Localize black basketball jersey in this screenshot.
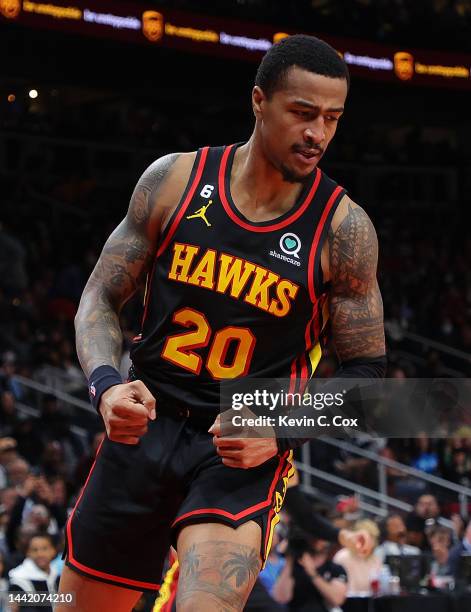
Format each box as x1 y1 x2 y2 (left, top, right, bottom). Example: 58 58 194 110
130 143 346 413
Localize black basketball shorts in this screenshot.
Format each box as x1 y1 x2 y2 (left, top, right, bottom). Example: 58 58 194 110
64 412 294 592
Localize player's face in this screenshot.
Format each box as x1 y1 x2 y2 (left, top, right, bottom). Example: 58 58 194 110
254 67 347 183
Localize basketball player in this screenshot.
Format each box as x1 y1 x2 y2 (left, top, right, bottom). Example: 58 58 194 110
58 35 386 611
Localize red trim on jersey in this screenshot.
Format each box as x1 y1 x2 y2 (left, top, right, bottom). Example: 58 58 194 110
219 145 321 233
302 300 319 379
288 358 298 395
299 353 308 383
139 147 209 330
172 452 288 527
297 306 316 395
67 555 160 591
66 439 161 591
140 259 158 330
307 185 344 303
263 506 276 556
157 147 209 258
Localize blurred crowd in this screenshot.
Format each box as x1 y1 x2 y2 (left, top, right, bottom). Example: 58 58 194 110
306 430 471 504
250 492 471 611
170 0 471 53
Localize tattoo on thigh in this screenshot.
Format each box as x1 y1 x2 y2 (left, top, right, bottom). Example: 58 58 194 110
181 544 200 578
177 540 261 611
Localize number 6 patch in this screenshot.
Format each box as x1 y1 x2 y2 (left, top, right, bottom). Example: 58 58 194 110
200 184 215 198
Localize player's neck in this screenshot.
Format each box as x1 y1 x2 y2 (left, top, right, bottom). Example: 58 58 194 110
230 136 304 216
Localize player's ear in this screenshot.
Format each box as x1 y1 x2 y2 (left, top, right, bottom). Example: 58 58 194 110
252 86 265 119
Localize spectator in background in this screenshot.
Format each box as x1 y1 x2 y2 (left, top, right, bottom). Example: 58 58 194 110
6 472 65 562
449 518 471 578
428 526 453 577
0 550 8 611
0 488 19 517
40 442 68 480
0 353 24 402
0 505 8 560
376 514 421 561
273 529 347 612
12 416 44 467
48 477 67 513
39 396 83 471
258 523 287 601
377 444 409 496
8 533 59 612
333 519 382 597
0 552 10 612
0 491 16 559
6 459 30 491
0 437 18 488
406 493 444 549
411 433 439 475
450 513 466 541
247 551 288 609
442 446 471 487
49 531 65 580
0 391 19 436
5 524 38 573
23 505 56 536
334 435 386 488
39 396 63 437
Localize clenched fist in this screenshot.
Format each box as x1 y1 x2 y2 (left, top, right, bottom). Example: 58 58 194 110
99 380 156 445
208 410 279 469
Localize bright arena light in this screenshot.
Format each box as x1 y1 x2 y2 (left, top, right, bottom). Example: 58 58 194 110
29 89 39 99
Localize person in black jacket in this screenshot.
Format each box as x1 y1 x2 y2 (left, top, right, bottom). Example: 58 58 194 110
272 529 347 612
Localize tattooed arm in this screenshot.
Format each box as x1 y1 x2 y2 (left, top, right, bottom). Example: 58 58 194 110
75 152 193 376
326 195 386 363
275 197 385 454
75 152 195 441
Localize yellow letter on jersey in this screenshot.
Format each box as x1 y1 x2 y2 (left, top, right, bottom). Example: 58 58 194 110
216 254 256 298
168 243 199 283
187 249 217 290
269 279 299 317
244 267 280 311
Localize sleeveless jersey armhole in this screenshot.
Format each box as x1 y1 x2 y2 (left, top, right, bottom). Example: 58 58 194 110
156 146 209 258
308 186 347 303
138 147 209 330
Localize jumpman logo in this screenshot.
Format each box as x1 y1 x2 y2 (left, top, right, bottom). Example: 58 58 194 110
186 199 213 227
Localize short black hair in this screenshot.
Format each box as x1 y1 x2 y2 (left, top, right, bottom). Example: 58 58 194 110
27 532 56 550
255 34 350 98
